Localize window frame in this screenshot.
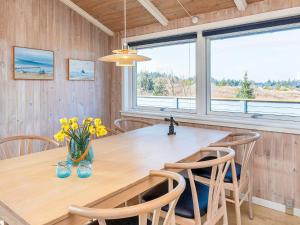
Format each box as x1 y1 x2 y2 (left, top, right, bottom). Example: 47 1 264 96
122 10 300 132
130 38 198 114
205 24 300 122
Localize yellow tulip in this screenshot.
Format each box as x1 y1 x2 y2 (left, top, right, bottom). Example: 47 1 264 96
69 117 78 124
96 127 107 137
61 124 70 132
83 119 88 125
59 118 68 125
54 130 65 142
94 118 102 126
83 117 93 125
100 129 107 136
71 122 79 130
89 126 96 135
95 123 103 129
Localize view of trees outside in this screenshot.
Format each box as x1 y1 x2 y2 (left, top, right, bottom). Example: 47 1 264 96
135 28 300 115
211 28 300 102
137 72 196 97
136 42 196 99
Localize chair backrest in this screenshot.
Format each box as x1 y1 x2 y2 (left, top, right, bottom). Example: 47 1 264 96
165 147 235 225
114 118 153 133
69 170 185 225
209 132 260 185
0 135 59 160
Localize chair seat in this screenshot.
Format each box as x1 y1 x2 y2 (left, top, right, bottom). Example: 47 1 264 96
88 217 152 225
192 156 242 183
143 178 209 219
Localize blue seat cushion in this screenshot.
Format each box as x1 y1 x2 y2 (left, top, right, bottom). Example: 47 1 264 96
192 156 241 183
88 217 151 225
143 178 209 219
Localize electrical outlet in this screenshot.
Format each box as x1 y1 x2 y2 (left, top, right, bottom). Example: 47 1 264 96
285 199 294 215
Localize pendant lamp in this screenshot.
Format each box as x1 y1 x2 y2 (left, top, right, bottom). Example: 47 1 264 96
99 0 151 67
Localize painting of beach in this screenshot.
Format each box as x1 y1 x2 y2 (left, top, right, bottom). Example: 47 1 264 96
14 47 54 80
68 59 95 81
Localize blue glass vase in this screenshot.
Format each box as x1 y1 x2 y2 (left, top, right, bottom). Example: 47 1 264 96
56 161 72 178
67 138 94 165
77 160 92 178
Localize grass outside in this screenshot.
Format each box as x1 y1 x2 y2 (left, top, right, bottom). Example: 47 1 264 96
212 86 300 102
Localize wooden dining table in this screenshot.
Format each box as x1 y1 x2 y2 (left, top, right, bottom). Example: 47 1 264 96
0 124 230 225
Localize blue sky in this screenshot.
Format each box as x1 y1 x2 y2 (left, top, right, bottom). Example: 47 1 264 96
211 28 300 82
137 42 196 78
137 28 300 82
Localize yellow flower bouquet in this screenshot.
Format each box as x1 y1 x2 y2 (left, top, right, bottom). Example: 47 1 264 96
54 117 107 164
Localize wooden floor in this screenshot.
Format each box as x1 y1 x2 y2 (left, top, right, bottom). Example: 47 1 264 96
221 203 300 225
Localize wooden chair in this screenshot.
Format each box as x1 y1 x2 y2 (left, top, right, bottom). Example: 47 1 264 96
193 132 260 225
69 170 186 225
114 118 153 133
0 135 59 160
143 147 235 225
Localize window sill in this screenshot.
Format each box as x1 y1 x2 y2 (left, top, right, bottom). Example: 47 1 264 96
121 109 300 135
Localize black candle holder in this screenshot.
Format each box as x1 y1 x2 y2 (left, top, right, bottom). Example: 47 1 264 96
165 116 178 135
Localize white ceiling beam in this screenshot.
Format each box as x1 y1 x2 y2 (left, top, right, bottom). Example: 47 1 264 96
137 0 169 26
234 0 248 11
59 0 114 36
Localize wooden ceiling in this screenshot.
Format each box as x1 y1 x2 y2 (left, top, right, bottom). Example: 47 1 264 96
71 0 262 32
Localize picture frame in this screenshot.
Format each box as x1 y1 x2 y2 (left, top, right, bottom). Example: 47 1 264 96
13 46 54 80
68 59 95 81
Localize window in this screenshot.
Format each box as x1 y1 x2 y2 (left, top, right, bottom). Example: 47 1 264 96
124 16 300 130
131 35 196 112
207 26 300 118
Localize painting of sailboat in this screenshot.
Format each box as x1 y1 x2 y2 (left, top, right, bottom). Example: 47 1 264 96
14 47 54 80
68 59 95 81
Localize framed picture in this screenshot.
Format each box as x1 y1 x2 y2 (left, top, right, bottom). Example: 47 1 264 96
68 59 95 81
13 46 54 80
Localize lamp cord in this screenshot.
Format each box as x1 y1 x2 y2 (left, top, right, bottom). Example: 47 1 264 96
123 0 127 48
176 0 192 18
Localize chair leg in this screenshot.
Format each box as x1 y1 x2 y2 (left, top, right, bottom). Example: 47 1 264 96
248 179 254 220
248 156 254 220
222 190 228 225
230 159 241 225
233 189 242 225
223 214 228 225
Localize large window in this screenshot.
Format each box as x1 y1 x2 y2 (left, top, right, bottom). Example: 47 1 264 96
125 16 300 128
133 37 196 112
208 27 300 117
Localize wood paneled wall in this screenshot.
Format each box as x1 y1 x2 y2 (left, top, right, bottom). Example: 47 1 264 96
110 0 300 208
0 0 111 139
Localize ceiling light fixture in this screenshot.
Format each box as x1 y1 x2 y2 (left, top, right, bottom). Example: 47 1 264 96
99 0 151 67
176 0 199 24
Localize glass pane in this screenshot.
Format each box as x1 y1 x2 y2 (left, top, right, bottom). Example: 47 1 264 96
136 41 196 111
210 27 300 117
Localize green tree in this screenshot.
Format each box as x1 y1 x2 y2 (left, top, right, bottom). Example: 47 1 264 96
181 78 193 96
153 77 168 96
217 78 228 86
236 72 255 99
166 74 178 96
137 72 154 93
